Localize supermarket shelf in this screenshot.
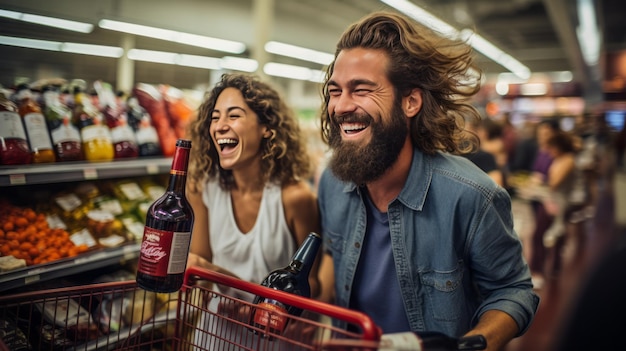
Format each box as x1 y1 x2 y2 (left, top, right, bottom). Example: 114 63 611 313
0 243 140 293
0 157 173 186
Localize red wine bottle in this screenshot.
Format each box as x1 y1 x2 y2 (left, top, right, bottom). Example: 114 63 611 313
251 232 322 337
136 139 194 292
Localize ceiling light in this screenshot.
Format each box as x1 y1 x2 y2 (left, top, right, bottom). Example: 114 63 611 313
263 62 325 83
99 19 246 54
380 0 531 79
61 42 123 58
127 49 258 72
264 41 334 65
220 56 258 72
576 0 601 65
520 83 548 96
0 35 122 58
0 9 93 33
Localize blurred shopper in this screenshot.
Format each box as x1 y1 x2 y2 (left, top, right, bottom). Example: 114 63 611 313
317 11 539 351
185 73 321 349
464 117 505 187
543 132 588 272
526 119 560 289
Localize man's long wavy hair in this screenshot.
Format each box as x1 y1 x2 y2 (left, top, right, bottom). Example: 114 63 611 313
320 11 481 155
187 73 311 192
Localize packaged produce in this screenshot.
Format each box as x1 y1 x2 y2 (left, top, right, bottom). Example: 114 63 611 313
160 85 195 139
0 314 32 351
41 85 83 162
15 83 56 163
132 83 177 156
0 90 32 165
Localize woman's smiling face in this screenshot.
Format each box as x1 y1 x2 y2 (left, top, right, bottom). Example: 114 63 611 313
209 87 268 171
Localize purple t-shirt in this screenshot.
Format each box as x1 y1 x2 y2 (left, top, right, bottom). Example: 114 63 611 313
532 150 553 182
349 194 411 333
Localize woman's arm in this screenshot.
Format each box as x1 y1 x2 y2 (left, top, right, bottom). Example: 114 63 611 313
548 154 575 190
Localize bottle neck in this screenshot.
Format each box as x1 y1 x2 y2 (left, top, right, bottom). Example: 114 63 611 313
290 233 321 276
168 143 191 194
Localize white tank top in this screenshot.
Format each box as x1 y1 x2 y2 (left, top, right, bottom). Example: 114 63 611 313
202 178 295 301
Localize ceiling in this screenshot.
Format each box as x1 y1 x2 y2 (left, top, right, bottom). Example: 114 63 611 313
0 0 624 102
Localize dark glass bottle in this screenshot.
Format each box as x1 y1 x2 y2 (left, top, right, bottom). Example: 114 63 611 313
251 232 322 337
136 139 194 293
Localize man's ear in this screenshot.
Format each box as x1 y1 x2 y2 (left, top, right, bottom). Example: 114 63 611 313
403 88 423 118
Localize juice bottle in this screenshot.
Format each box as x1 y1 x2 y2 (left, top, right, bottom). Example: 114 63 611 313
0 91 32 165
72 86 114 162
94 81 138 159
42 85 83 162
15 84 56 163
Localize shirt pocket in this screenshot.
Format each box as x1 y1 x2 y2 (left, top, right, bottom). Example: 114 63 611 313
323 229 345 257
420 263 464 322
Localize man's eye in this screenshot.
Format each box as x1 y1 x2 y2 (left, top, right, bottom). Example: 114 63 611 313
229 114 241 118
328 89 341 96
354 89 370 95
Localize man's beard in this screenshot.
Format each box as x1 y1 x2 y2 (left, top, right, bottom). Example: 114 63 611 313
327 103 408 185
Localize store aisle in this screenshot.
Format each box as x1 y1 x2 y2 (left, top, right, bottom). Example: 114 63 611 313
505 170 624 351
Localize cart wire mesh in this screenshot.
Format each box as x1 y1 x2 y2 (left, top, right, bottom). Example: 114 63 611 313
0 266 381 350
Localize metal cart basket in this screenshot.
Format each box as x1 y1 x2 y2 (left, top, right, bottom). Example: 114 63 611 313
0 266 381 350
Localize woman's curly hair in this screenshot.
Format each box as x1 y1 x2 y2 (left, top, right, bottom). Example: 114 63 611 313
187 73 311 192
320 11 482 155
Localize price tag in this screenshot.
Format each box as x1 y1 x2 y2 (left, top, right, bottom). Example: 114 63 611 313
146 163 159 174
24 275 41 284
9 174 26 185
83 168 98 179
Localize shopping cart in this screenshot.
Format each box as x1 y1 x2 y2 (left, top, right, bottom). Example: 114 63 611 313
0 266 381 351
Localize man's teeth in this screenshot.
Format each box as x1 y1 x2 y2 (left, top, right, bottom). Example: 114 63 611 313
342 123 367 132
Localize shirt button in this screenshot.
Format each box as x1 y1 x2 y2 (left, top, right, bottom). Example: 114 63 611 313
354 242 360 248
446 281 453 287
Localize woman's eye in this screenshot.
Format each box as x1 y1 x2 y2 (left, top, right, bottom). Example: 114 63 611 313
210 115 219 122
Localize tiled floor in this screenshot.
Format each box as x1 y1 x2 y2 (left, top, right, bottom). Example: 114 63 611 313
505 170 625 351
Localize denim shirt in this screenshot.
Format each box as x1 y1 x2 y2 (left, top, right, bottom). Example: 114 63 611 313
318 148 539 337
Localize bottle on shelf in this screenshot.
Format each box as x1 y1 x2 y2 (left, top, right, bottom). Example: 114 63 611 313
42 85 83 162
126 96 162 157
72 84 114 162
136 139 194 293
250 232 322 338
15 83 56 163
0 90 32 165
94 81 139 159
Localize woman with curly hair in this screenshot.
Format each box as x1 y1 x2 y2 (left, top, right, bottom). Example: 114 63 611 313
186 73 321 349
317 11 538 350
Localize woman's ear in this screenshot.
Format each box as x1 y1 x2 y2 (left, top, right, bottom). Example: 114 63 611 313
403 88 423 118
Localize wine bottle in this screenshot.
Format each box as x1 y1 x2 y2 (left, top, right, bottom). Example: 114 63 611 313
0 91 32 165
250 232 322 337
136 139 194 293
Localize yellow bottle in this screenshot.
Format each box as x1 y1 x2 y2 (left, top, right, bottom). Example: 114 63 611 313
72 87 114 162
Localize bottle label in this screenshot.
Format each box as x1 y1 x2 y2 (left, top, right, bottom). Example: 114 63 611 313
110 125 137 144
379 332 424 351
23 112 53 150
135 125 159 145
0 111 27 139
253 301 288 332
81 125 112 142
51 123 81 144
138 226 191 277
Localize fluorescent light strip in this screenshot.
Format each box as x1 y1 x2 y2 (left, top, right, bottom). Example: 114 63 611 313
265 41 334 65
381 0 531 79
99 19 246 54
0 35 123 57
0 9 93 33
127 48 258 72
263 62 325 83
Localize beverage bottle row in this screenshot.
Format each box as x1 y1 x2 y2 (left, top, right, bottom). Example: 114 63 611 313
0 81 163 166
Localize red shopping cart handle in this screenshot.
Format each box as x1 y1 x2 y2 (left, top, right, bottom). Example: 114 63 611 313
184 265 381 341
